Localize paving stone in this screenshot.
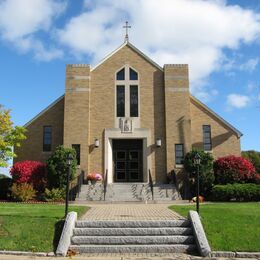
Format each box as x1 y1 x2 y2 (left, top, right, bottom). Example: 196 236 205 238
80 204 183 220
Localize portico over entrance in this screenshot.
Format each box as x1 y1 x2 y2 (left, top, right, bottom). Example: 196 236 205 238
104 128 151 184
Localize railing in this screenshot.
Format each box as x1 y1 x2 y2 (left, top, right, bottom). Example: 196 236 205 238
148 169 154 200
103 169 108 201
69 170 85 201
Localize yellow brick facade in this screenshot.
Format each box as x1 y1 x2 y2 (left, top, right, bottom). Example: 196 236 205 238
15 42 241 186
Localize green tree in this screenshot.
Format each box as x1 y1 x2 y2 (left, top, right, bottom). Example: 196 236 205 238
46 146 77 189
184 149 214 198
242 150 260 173
0 105 26 167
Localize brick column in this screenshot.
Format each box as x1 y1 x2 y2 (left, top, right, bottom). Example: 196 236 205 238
64 64 90 173
164 64 192 174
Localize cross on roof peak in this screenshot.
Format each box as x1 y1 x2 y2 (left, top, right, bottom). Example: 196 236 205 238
123 21 131 42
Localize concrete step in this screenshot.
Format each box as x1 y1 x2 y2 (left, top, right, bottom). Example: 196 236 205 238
75 220 190 228
73 227 193 236
71 235 194 245
70 244 197 254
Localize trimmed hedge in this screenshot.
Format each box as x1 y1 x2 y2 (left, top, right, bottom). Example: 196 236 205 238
212 183 260 201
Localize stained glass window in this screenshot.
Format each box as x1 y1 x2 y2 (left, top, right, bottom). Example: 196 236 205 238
130 68 138 80
130 85 138 117
117 85 125 117
116 68 125 80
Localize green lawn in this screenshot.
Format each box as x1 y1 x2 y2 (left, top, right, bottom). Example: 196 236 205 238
0 203 88 252
169 202 260 252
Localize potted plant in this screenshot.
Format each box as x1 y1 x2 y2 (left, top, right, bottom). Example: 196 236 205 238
87 172 103 185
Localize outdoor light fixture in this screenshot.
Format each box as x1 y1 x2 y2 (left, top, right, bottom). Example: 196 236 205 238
65 153 73 217
193 152 201 214
95 139 100 148
156 138 162 147
66 153 73 165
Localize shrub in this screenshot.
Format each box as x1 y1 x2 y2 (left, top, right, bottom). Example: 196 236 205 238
184 149 214 198
11 183 36 202
213 156 256 184
43 188 65 202
212 184 260 201
10 161 47 192
46 146 77 189
242 150 260 173
0 175 12 200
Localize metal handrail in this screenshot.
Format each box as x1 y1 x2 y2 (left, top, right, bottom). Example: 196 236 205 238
148 169 154 200
69 170 84 201
103 169 108 201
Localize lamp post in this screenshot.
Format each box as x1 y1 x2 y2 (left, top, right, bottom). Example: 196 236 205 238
194 152 201 214
65 153 73 217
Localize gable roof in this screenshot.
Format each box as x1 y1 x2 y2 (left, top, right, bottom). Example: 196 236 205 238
24 95 64 128
91 41 163 72
191 95 243 137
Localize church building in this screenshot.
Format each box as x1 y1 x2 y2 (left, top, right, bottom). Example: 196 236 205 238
15 36 242 189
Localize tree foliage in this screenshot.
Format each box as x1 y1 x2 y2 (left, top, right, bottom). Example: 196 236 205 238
184 149 214 198
0 105 26 167
46 146 77 189
242 150 260 173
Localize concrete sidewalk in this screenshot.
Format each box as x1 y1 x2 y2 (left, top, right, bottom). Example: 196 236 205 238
0 253 256 260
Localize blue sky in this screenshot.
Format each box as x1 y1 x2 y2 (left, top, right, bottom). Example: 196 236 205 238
0 0 260 174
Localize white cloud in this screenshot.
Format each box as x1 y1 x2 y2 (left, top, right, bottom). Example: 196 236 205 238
227 94 250 108
223 57 259 75
0 0 260 96
0 0 66 60
56 0 260 99
239 58 259 72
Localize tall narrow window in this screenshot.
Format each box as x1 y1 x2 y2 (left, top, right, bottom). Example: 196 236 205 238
116 85 125 117
175 144 184 165
43 126 52 152
203 125 212 151
72 144 80 165
130 68 138 80
130 85 138 117
116 68 125 80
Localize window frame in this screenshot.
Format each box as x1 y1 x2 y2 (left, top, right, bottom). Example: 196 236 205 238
72 144 81 166
203 125 212 151
43 125 52 152
175 144 184 165
115 65 140 118
116 85 125 117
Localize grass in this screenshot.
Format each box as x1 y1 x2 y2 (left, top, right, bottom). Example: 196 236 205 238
169 202 260 252
0 203 88 252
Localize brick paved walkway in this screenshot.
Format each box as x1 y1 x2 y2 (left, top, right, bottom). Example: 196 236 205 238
81 204 184 220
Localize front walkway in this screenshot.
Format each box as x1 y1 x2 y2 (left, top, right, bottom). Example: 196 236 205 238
81 203 184 220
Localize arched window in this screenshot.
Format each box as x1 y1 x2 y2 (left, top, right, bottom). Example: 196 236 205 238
130 68 138 80
116 68 125 80
115 66 139 118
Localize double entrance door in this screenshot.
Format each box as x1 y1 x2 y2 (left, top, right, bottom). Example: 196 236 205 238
113 139 143 182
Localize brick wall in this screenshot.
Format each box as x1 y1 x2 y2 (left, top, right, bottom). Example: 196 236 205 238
190 97 241 158
14 97 64 163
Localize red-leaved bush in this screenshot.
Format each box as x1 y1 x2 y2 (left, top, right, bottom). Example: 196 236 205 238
213 156 257 184
10 161 47 192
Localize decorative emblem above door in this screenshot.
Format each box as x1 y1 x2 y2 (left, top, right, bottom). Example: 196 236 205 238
119 118 132 133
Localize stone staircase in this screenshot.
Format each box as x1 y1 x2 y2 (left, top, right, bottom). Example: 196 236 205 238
76 183 180 202
69 220 197 254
